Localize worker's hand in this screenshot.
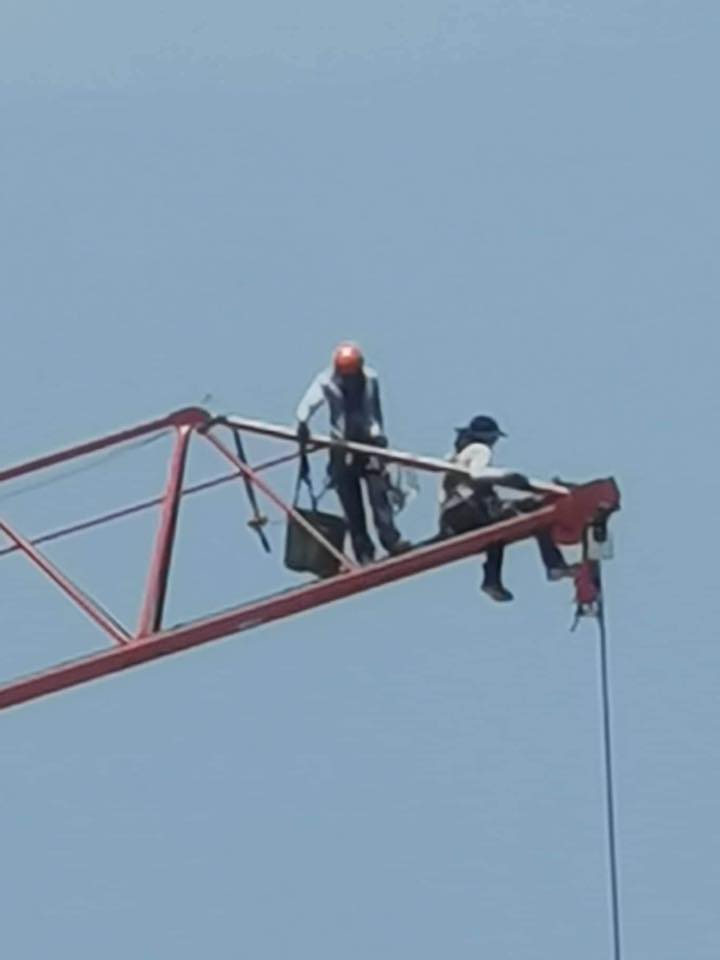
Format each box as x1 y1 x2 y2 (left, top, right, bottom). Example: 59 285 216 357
372 434 388 448
297 421 311 446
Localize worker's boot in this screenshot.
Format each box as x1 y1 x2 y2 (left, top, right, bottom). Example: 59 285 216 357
481 563 514 602
352 535 376 566
481 550 513 602
546 563 580 582
537 534 577 582
481 580 514 602
386 538 412 557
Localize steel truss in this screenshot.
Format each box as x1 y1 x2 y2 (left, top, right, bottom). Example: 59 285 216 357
0 407 620 711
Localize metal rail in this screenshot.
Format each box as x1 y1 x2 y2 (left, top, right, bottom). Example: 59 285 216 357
0 406 620 712
0 480 619 711
220 415 570 496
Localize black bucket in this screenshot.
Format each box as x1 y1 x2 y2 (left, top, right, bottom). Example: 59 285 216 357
285 507 347 578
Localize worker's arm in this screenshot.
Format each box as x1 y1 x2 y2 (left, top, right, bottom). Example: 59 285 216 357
296 372 327 427
461 443 535 491
462 443 493 478
366 371 386 443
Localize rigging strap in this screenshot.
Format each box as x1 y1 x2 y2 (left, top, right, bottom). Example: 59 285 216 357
232 430 271 553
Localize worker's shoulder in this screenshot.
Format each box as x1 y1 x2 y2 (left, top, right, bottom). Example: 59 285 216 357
463 441 492 456
312 367 335 386
456 442 493 469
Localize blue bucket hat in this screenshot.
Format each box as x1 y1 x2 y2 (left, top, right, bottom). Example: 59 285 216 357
456 415 507 441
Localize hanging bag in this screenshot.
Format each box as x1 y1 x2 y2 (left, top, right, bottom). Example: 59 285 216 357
284 448 347 578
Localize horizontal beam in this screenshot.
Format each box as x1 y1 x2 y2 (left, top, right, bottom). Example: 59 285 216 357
220 415 569 496
0 402 566 496
0 407 210 486
0 479 619 713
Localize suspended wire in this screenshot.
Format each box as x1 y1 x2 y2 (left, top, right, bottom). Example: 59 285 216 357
0 446 303 559
595 567 623 960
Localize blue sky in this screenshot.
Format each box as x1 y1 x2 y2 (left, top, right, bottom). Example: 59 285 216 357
0 2 718 957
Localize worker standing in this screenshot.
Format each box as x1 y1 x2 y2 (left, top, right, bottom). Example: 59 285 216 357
296 343 410 564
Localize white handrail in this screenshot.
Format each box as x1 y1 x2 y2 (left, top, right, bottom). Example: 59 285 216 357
218 415 570 497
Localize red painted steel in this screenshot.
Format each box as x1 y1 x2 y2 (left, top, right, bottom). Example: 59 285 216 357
0 519 130 646
205 430 357 573
0 406 620 713
552 480 619 545
136 426 193 637
0 407 209 486
0 478 619 712
220 416 571 497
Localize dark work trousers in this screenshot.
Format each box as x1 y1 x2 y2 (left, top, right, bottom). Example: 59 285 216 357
439 491 566 587
331 451 401 562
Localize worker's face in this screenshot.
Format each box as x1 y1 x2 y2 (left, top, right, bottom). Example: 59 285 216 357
338 369 364 386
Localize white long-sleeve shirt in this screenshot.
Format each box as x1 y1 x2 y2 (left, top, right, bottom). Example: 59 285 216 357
440 442 494 503
440 442 537 507
296 367 385 442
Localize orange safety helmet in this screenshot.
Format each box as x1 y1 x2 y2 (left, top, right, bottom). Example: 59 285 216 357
332 342 364 376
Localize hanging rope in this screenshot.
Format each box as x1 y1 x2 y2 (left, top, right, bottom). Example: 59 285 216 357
595 565 623 960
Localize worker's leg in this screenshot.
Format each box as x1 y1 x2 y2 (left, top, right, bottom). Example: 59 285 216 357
481 544 514 602
535 531 573 579
439 496 484 538
333 461 375 563
440 493 513 600
364 467 408 555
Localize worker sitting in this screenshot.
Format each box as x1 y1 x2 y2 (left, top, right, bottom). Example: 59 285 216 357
296 342 410 565
439 415 574 602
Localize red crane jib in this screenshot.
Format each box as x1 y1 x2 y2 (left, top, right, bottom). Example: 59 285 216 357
0 408 620 712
